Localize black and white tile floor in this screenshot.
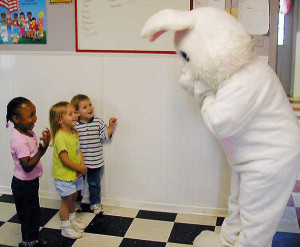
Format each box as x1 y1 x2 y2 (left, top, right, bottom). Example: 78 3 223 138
0 193 299 247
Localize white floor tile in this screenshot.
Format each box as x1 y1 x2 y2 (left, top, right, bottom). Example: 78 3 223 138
277 207 300 233
72 233 123 247
0 202 16 221
43 212 61 230
292 192 300 207
40 197 60 209
214 226 221 234
103 205 138 218
175 213 217 226
125 218 174 242
44 211 95 230
0 222 22 246
166 243 192 247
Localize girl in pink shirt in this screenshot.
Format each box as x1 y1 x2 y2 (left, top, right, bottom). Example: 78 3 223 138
6 97 51 247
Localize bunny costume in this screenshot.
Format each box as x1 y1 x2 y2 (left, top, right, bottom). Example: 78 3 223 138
141 7 300 247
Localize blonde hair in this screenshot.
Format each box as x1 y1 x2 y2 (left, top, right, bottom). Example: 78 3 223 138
38 11 44 18
49 101 75 144
71 94 90 111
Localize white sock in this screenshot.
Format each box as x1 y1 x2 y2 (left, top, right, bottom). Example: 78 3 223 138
61 219 71 228
69 212 76 222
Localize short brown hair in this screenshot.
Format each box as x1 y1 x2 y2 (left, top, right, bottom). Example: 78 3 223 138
71 94 90 111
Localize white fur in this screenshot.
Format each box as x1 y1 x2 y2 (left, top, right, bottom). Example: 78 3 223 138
142 7 300 247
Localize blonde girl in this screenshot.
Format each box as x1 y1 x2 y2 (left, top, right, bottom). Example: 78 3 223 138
49 101 87 239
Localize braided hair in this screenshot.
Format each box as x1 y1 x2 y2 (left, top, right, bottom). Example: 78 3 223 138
6 97 30 128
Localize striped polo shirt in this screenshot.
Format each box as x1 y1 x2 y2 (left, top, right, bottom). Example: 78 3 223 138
75 117 108 168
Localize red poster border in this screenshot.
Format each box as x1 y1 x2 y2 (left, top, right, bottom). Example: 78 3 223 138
75 0 193 54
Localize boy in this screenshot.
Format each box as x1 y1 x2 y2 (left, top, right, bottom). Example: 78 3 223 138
71 94 117 214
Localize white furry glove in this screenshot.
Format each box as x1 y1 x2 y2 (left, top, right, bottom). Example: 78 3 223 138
179 65 214 105
193 80 214 106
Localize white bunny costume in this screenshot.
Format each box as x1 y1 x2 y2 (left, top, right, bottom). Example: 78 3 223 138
142 7 300 247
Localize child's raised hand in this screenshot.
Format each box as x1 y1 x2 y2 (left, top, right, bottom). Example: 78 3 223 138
39 128 51 154
107 117 117 138
109 117 117 126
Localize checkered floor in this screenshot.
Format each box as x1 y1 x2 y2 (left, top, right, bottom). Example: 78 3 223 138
0 192 299 247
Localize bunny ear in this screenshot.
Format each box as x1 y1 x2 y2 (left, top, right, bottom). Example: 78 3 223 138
141 9 195 42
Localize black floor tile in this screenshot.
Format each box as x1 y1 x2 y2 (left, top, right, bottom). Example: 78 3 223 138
216 217 225 226
0 194 14 203
40 207 59 227
120 238 166 247
168 223 215 245
39 227 76 247
0 245 15 247
136 210 177 222
272 232 300 247
7 214 19 224
80 203 93 213
84 214 134 237
8 207 59 226
0 221 4 227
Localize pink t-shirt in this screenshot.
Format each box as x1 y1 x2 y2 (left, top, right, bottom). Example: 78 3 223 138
10 128 43 181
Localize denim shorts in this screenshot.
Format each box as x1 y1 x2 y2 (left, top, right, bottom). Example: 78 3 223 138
54 177 84 197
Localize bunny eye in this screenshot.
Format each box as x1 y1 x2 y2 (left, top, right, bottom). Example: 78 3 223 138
180 50 190 62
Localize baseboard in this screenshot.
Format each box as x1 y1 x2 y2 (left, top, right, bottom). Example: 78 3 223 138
0 186 228 216
102 197 228 216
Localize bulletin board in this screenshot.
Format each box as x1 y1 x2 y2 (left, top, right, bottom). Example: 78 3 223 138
75 0 193 54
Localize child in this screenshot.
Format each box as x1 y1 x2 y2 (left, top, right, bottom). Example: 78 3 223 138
49 101 87 239
26 12 32 37
36 11 44 39
19 12 27 37
6 97 51 247
6 12 12 36
0 12 7 36
71 94 117 214
12 13 19 43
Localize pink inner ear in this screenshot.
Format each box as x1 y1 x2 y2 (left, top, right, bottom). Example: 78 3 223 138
150 30 166 42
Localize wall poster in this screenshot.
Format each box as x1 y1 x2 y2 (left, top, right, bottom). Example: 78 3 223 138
0 0 46 44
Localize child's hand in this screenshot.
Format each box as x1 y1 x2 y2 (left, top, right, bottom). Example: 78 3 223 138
76 172 83 178
79 165 87 175
109 117 117 127
39 128 51 154
107 117 117 138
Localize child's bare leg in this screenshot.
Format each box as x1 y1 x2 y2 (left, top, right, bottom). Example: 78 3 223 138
60 194 73 221
60 193 83 239
69 191 87 230
68 192 77 214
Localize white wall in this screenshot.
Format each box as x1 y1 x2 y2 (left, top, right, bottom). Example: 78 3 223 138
293 4 300 97
0 52 230 215
294 32 300 97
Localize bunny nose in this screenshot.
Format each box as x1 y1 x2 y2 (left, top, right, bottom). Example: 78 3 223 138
181 67 187 75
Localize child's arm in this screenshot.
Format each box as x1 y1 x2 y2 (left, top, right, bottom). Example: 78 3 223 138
19 128 51 173
107 117 117 138
77 152 86 178
59 151 86 175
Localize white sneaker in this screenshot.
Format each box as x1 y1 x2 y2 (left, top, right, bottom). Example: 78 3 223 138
90 203 104 214
61 226 83 239
71 219 87 230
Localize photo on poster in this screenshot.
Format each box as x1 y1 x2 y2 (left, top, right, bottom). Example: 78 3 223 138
0 0 46 44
